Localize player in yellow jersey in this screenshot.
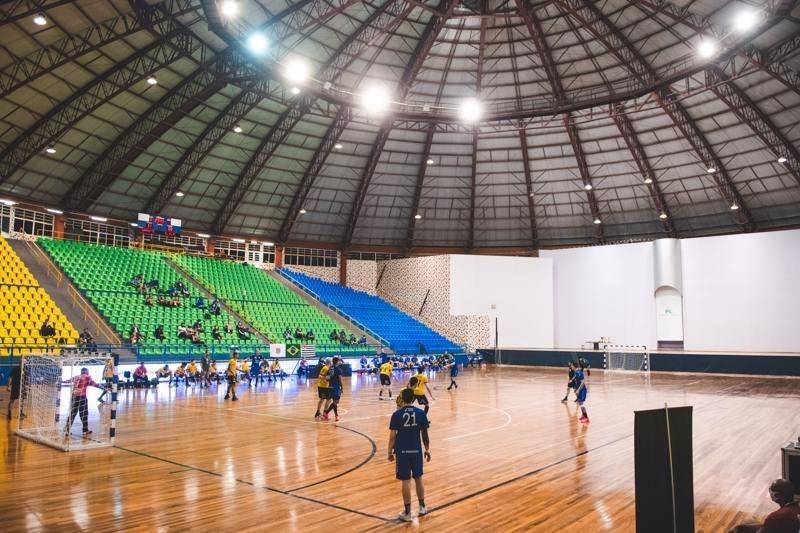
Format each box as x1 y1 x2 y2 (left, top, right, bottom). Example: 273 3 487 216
412 367 434 414
224 351 239 401
186 360 199 386
379 360 394 400
314 358 332 419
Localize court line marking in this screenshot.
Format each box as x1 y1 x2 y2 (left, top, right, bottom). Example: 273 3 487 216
113 444 391 523
441 399 513 442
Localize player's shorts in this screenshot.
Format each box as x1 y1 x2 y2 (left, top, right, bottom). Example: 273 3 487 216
317 387 332 400
226 375 236 385
395 450 424 480
414 394 428 406
330 387 341 401
576 388 587 403
380 374 391 386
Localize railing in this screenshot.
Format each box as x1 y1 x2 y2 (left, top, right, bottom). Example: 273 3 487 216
276 269 390 349
22 235 63 287
67 284 122 344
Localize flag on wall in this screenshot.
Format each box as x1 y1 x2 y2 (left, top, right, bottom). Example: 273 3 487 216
300 345 316 358
286 344 301 357
269 344 286 358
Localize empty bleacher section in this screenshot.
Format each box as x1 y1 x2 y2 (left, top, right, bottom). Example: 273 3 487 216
174 255 371 355
0 236 78 355
279 268 461 355
39 239 255 358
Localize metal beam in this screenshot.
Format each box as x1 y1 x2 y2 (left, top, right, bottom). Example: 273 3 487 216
0 0 199 99
564 113 604 242
707 67 800 189
64 60 226 211
0 11 207 185
211 95 315 234
612 106 676 235
514 0 564 102
404 125 435 251
518 127 539 249
0 0 77 27
342 0 460 247
467 130 479 249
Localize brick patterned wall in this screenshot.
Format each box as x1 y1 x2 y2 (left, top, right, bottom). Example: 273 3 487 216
377 255 491 351
346 260 377 294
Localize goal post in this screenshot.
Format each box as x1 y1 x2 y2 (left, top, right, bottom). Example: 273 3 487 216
603 344 650 373
15 352 119 451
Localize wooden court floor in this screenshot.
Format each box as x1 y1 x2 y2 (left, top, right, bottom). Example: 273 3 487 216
1 365 797 532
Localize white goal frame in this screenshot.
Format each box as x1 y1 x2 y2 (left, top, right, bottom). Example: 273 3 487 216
603 344 650 373
15 352 119 451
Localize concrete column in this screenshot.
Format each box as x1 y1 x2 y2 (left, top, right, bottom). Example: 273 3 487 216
653 238 684 347
53 215 65 239
339 252 347 286
275 245 283 268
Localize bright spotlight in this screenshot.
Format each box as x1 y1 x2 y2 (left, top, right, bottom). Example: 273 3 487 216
284 58 310 86
248 33 268 55
220 0 239 18
707 165 716 174
299 208 307 214
777 156 788 163
414 213 422 220
459 97 482 123
584 183 592 191
644 177 653 184
146 75 158 85
233 125 243 133
45 145 56 154
593 218 602 225
334 143 343 150
360 83 391 115
697 40 717 59
176 191 185 197
33 14 47 25
659 212 668 219
730 203 739 211
290 87 300 95
734 9 758 32
426 158 435 165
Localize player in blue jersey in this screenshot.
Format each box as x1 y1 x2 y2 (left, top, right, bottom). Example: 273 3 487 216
446 361 458 390
322 357 343 422
571 364 589 424
389 388 431 522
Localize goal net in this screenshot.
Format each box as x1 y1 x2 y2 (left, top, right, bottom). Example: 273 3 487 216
15 353 118 451
604 345 649 373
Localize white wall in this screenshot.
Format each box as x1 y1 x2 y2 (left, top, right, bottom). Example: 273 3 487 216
541 243 657 349
681 230 800 352
449 255 554 348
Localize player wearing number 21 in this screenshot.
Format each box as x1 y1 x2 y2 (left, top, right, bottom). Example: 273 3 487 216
389 388 431 522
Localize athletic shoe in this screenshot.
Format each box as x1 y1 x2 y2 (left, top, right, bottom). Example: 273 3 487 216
321 414 329 421
232 397 238 402
335 416 339 422
314 414 321 420
418 505 428 516
82 430 92 437
560 397 568 403
224 395 230 400
398 511 413 522
579 416 589 424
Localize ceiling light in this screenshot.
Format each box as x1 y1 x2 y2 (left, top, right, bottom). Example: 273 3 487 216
593 218 602 225
175 191 184 197
777 156 788 163
360 83 391 115
233 125 243 133
262 241 274 246
290 87 300 95
730 203 739 211
284 57 310 86
90 216 107 222
426 158 435 165
46 208 63 214
197 233 211 238
146 75 158 85
45 145 56 154
248 33 269 55
232 238 245 243
33 14 47 26
659 213 668 219
220 0 239 17
458 97 482 123
414 213 422 220
706 165 716 174
644 177 653 184
697 40 718 59
299 208 307 214
0 199 16 206
733 9 758 32
129 222 138 227
334 143 343 150
584 183 592 191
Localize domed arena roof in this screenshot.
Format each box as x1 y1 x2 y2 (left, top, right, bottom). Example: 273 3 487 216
1 0 800 250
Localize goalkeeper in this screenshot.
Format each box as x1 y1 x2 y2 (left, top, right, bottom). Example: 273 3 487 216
65 367 103 436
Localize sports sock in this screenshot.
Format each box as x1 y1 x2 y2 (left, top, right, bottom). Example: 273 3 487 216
404 504 411 514
419 499 425 507
581 407 587 417
332 404 338 416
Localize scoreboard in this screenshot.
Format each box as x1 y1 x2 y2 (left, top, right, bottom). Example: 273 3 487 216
137 213 182 235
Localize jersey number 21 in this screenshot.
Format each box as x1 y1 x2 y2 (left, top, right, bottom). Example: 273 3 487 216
402 411 417 427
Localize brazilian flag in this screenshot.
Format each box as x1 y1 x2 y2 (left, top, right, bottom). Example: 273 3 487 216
286 344 301 357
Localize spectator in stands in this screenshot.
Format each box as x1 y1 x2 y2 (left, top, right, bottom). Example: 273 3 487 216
146 278 159 291
294 327 305 340
192 319 204 333
154 324 165 341
157 295 167 306
195 297 206 309
78 328 96 351
306 329 315 341
236 322 252 340
209 299 221 316
339 329 347 344
224 322 234 334
171 296 181 307
130 324 142 344
283 327 293 341
133 363 148 387
129 274 143 288
359 335 367 345
349 333 357 345
212 325 222 341
177 323 189 340
330 329 339 342
729 479 799 533
190 330 205 346
144 294 154 306
156 364 172 385
167 285 177 297
39 318 56 338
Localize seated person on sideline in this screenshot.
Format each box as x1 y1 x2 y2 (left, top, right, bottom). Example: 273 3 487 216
133 363 148 387
186 360 199 383
154 324 165 341
212 325 222 340
173 363 188 386
306 329 315 341
156 364 172 384
297 357 308 377
208 360 219 383
283 327 293 341
269 359 285 380
729 478 799 533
